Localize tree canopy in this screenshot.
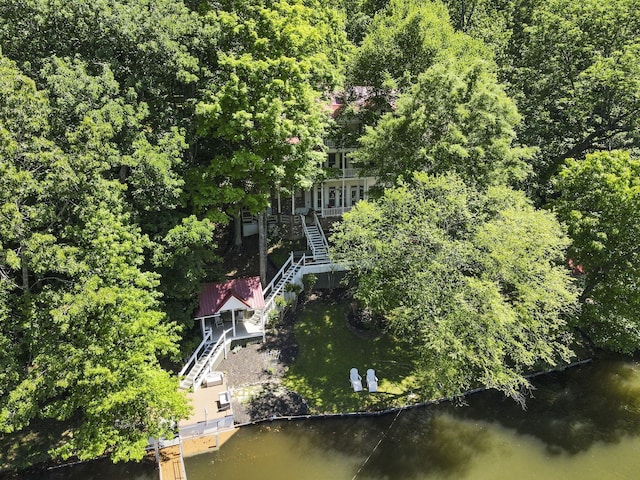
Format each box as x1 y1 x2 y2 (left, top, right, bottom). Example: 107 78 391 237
553 150 640 354
355 57 533 190
0 55 190 461
331 173 577 402
349 0 485 93
501 0 640 187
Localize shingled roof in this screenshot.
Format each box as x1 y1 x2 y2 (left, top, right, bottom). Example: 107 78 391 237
195 276 265 318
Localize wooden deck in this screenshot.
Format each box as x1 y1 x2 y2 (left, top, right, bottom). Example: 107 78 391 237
158 374 239 479
158 429 238 480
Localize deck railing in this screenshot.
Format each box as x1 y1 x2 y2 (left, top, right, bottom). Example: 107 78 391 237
191 328 233 392
179 330 212 377
322 206 352 217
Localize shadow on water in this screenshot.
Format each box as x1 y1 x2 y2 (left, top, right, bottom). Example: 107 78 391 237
243 406 493 480
360 409 493 480
16 457 157 480
446 354 640 457
251 353 640 480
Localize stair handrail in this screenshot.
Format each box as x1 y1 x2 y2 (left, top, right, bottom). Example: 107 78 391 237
300 216 317 256
263 251 294 300
189 327 233 390
261 253 306 324
312 211 330 254
179 329 212 377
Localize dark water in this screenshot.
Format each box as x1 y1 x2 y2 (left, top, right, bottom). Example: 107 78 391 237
37 356 640 480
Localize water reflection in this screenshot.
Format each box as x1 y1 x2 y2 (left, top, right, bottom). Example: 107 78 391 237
26 457 156 480
31 356 640 480
453 357 640 455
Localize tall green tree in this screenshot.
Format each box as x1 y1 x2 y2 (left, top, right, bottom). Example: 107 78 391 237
348 0 485 94
553 150 640 354
0 0 208 131
356 58 532 190
189 0 350 222
501 0 640 187
0 54 189 462
0 0 223 331
331 172 577 402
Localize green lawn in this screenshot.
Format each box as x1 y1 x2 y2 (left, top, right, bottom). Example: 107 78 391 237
282 297 421 413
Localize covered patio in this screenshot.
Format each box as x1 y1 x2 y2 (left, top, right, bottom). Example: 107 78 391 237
194 276 266 343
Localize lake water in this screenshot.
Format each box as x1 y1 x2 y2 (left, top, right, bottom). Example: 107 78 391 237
38 355 640 480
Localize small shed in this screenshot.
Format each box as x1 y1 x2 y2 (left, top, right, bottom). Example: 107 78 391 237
194 276 265 338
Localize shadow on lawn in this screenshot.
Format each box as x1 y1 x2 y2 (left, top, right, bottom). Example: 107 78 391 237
281 295 420 414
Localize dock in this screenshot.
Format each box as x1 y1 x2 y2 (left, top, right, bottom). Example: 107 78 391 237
158 372 239 479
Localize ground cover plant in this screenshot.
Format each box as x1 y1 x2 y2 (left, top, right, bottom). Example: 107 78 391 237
283 296 420 413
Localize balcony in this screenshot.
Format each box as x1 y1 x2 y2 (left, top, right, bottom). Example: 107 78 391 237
324 167 361 179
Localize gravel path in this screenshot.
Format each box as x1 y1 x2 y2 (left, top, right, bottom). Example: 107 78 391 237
216 307 308 424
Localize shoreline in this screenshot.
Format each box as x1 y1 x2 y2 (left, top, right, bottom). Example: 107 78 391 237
0 356 595 478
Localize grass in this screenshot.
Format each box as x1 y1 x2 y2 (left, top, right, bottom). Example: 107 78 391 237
282 297 421 414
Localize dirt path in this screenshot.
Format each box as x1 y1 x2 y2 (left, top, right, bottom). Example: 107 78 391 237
216 305 309 424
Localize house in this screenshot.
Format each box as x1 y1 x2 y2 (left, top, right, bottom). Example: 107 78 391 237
194 276 265 340
242 88 387 240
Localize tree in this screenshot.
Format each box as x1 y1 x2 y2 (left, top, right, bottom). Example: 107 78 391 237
501 0 640 187
0 0 208 132
331 172 577 402
355 58 533 191
553 150 640 354
348 0 485 94
189 0 349 222
0 54 189 462
188 0 350 278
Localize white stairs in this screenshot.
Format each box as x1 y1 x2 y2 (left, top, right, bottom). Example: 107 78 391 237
180 343 216 390
302 214 329 260
179 253 305 390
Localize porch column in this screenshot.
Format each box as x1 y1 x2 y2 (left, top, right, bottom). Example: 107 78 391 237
277 190 281 214
320 184 324 218
200 318 205 338
291 191 295 213
342 177 346 213
232 310 236 337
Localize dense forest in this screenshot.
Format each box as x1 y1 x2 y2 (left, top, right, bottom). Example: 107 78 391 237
1 0 639 464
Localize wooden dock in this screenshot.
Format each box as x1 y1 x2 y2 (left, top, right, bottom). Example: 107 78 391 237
158 444 187 480
157 429 239 480
158 373 239 479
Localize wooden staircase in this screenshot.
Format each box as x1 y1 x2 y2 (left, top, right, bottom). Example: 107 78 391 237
302 213 329 260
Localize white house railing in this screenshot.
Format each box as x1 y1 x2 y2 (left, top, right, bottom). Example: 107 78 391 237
322 206 352 217
178 330 212 377
191 328 233 392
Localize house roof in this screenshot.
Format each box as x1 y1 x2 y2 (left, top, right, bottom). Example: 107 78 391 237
328 86 396 118
195 276 265 318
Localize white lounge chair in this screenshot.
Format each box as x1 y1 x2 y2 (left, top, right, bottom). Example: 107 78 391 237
366 369 378 392
350 368 363 392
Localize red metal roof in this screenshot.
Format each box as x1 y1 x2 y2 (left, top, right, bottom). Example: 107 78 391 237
195 276 265 318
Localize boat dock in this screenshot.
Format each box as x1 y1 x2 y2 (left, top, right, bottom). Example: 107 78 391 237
158 373 239 480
